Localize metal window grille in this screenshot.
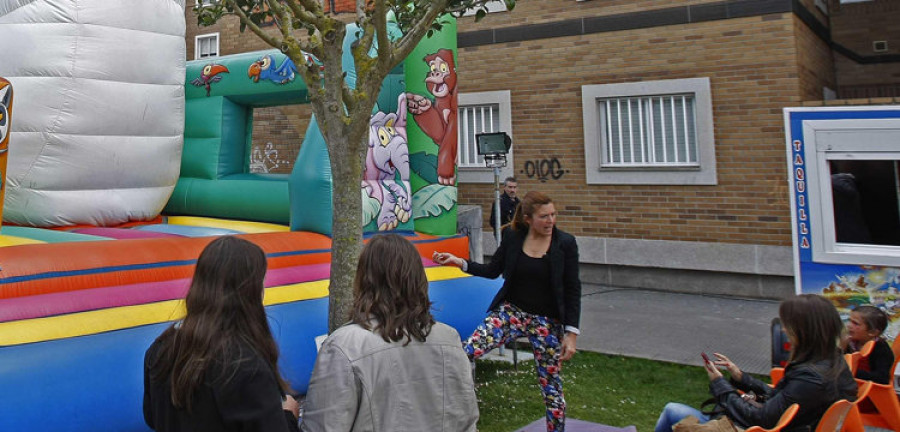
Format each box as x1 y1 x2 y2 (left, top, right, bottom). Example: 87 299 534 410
599 94 698 167
196 35 218 59
458 103 501 168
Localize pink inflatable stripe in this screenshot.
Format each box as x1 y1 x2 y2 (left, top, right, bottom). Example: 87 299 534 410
0 263 332 322
71 227 183 239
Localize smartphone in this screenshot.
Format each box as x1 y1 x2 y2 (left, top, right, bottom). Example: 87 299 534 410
701 352 711 364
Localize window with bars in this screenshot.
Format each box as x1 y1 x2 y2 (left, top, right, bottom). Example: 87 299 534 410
458 103 501 168
600 94 698 168
581 77 717 185
195 33 219 60
455 90 513 183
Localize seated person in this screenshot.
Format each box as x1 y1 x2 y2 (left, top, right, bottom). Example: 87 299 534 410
143 236 300 432
655 294 857 432
843 305 894 385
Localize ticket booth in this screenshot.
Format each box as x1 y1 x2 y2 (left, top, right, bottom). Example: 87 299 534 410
785 106 900 344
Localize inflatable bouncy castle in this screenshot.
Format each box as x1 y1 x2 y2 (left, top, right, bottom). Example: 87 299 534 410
0 3 496 431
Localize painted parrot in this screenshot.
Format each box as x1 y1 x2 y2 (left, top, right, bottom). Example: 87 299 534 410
190 64 229 97
248 54 297 84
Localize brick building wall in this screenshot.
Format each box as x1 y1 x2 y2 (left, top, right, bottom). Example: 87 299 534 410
457 7 806 246
829 0 900 97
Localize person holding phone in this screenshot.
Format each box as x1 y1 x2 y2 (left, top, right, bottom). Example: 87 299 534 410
654 294 857 432
433 191 581 432
143 236 300 432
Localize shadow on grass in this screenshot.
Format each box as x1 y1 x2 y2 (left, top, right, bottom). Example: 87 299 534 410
474 351 718 432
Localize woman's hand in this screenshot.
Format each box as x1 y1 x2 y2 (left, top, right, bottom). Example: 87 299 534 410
560 332 577 361
713 353 742 382
432 251 463 268
704 357 724 381
283 394 300 419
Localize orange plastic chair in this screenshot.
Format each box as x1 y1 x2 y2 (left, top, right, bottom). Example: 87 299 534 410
745 403 799 432
770 367 784 386
841 380 872 432
844 340 875 376
814 399 853 432
852 337 900 431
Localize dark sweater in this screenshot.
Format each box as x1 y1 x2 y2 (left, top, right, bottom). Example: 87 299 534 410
849 339 895 385
143 337 299 432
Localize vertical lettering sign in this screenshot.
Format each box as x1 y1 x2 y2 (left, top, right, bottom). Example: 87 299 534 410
792 139 811 255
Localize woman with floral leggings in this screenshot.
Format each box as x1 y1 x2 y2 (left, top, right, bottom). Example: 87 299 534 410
434 191 582 432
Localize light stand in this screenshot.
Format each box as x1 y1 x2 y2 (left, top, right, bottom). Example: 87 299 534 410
477 132 515 363
476 132 512 247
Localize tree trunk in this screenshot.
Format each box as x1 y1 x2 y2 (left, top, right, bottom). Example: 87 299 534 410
325 128 367 333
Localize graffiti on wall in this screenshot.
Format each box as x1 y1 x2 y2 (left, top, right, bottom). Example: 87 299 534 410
522 157 568 182
250 142 292 173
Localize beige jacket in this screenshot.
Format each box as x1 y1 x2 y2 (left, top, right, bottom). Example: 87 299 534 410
300 322 478 432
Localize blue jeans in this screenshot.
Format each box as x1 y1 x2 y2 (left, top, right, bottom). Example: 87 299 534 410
655 402 710 432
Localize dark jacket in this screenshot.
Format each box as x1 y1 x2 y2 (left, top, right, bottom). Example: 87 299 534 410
850 339 894 384
710 357 857 432
143 337 299 432
465 226 581 329
489 193 519 230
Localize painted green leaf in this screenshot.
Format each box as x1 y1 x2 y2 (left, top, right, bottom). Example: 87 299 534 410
361 189 380 225
409 151 438 184
412 184 457 219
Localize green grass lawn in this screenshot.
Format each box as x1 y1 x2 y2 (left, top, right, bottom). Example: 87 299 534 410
474 351 723 432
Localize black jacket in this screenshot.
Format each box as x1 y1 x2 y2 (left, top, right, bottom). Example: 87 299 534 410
849 339 894 384
710 357 857 432
143 337 299 432
465 226 581 329
489 193 519 230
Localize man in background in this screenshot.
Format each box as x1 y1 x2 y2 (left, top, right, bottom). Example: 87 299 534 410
490 177 519 235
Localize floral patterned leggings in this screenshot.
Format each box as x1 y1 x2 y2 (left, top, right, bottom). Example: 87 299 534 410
462 302 566 432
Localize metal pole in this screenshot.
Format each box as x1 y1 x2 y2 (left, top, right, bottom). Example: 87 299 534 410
493 165 502 246
492 164 506 358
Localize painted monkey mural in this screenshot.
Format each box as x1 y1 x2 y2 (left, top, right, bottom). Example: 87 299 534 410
406 48 458 186
363 93 411 231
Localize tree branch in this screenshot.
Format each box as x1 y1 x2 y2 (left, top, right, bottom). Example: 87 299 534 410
391 0 451 67
226 0 283 50
372 0 391 71
282 0 324 28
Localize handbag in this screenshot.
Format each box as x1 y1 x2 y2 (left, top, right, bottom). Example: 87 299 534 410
673 415 743 432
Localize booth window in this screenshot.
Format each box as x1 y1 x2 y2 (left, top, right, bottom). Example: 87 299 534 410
581 77 717 185
456 90 513 183
829 159 900 247
195 33 219 60
802 118 900 267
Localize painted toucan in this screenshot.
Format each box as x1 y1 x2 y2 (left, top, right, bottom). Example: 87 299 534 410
190 64 229 97
248 54 297 84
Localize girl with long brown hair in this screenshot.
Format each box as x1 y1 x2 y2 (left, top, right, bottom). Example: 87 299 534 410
655 294 857 432
433 191 582 432
301 233 478 431
143 236 299 432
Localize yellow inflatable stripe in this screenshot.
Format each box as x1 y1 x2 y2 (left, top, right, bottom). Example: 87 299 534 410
0 281 329 346
166 216 289 233
0 235 45 247
425 265 469 281
0 266 468 346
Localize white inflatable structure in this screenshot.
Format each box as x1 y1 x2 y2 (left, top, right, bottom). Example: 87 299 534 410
0 0 185 226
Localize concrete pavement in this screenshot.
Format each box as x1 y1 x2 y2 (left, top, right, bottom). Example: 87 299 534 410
577 285 782 375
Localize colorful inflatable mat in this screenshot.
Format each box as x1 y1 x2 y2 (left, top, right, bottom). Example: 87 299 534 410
0 217 501 431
